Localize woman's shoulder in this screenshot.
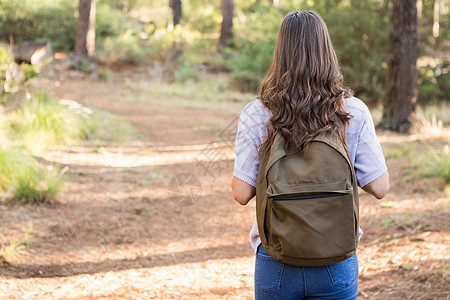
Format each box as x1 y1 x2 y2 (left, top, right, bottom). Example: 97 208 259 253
239 99 271 124
241 98 268 114
343 96 375 137
343 96 371 116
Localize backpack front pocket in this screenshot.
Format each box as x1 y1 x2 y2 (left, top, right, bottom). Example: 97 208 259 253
265 181 356 262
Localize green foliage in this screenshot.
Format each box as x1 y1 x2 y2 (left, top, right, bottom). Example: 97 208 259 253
385 146 412 160
0 0 77 52
418 146 450 184
0 146 61 203
418 60 450 104
147 26 195 61
0 50 65 204
12 92 87 152
228 41 275 92
228 6 284 92
321 2 390 102
28 0 77 52
0 0 141 54
12 163 62 204
96 3 128 39
97 67 114 81
97 30 147 65
224 1 391 97
183 0 221 34
0 48 14 66
0 0 447 104
174 63 198 83
0 0 36 38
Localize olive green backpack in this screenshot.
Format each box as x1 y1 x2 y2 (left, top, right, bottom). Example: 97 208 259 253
256 131 359 266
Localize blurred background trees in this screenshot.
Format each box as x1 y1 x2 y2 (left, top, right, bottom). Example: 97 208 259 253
0 0 448 129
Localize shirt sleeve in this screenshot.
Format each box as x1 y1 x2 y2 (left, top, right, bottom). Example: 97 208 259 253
353 110 388 187
232 105 264 188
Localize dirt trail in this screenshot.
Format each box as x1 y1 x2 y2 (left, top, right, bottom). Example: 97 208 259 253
0 71 449 299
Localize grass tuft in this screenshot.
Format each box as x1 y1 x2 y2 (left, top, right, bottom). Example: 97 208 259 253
418 145 450 184
413 105 450 139
12 91 87 152
0 146 62 204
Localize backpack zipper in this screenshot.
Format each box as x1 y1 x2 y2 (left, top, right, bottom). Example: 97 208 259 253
269 192 348 201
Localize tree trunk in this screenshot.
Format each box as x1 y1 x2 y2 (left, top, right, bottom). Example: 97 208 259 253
432 0 440 39
75 0 92 56
169 0 182 27
86 0 96 56
417 0 422 25
219 0 234 48
379 0 418 133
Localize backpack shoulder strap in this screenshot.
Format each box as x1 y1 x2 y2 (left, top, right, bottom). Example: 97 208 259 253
262 132 287 176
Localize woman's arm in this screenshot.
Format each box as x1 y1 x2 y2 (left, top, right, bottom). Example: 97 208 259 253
231 176 256 206
361 170 389 199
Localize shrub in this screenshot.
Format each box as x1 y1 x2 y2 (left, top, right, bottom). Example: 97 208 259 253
183 1 220 34
12 165 61 204
0 0 138 53
96 3 128 39
228 6 283 92
30 0 77 52
174 63 198 83
97 30 147 65
97 67 114 81
0 0 77 52
147 26 193 62
0 146 61 203
226 1 390 98
324 3 389 103
0 0 35 40
12 92 88 152
228 41 274 92
418 60 450 104
418 145 450 184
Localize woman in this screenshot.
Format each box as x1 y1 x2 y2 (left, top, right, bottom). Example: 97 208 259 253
231 11 389 299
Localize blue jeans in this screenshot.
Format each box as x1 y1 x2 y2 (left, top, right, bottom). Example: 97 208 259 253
255 244 358 300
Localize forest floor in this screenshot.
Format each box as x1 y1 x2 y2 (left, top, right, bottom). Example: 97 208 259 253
0 60 449 299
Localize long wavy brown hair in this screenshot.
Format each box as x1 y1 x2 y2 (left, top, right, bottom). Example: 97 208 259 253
258 11 352 157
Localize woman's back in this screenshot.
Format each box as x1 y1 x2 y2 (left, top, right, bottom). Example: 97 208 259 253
231 11 389 299
235 97 386 187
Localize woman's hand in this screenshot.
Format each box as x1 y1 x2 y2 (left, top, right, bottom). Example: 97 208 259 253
231 176 256 206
